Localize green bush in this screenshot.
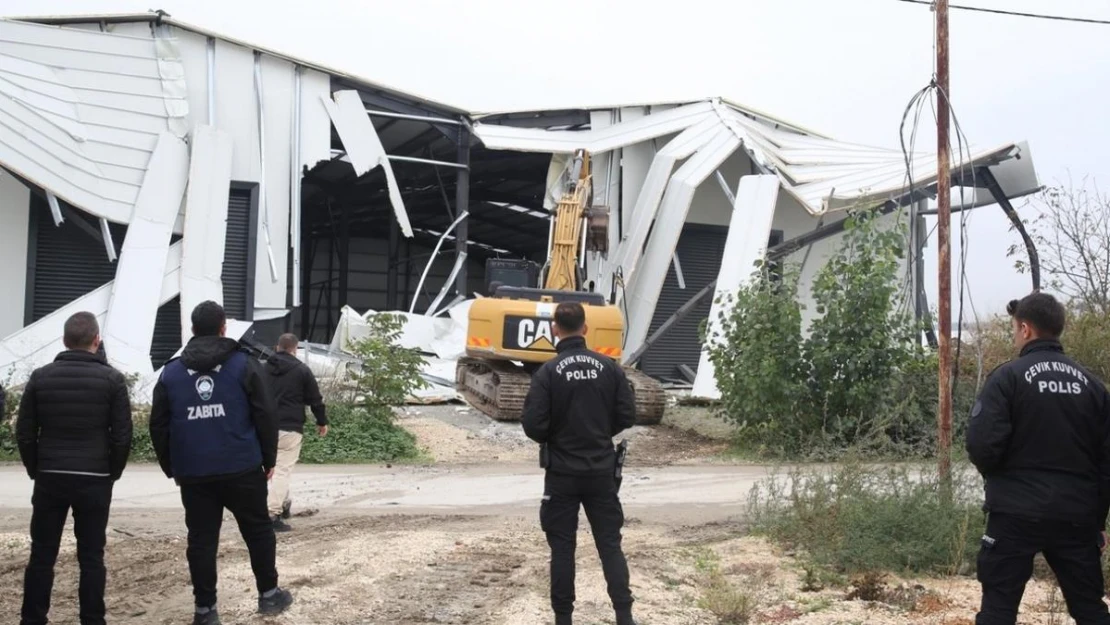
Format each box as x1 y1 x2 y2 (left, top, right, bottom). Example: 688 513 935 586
749 462 982 576
346 313 428 408
300 403 421 464
128 411 157 463
1 380 21 460
709 209 936 459
708 264 809 456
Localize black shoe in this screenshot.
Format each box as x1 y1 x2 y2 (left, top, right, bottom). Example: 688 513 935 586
281 500 292 519
272 516 292 533
616 608 636 625
258 588 294 615
192 608 221 625
554 614 572 625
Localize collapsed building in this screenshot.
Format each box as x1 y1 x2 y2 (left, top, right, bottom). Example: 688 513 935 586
0 11 1042 399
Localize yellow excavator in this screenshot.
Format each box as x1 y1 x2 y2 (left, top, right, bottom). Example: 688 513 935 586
456 150 666 424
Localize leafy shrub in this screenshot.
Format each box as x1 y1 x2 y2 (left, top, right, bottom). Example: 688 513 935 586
709 209 936 458
805 211 921 445
708 265 809 456
128 410 157 463
300 403 422 464
749 462 981 576
1 380 21 460
345 313 428 407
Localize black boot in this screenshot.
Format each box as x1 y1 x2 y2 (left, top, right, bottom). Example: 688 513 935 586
258 587 294 615
616 606 637 625
281 499 292 519
272 515 292 533
192 607 221 625
554 614 572 625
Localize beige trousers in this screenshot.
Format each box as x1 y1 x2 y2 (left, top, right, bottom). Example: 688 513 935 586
267 431 303 517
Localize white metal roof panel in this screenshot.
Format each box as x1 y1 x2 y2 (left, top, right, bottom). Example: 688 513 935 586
473 102 715 154
0 19 188 224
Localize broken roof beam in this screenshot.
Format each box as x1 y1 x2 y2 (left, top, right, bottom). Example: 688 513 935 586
323 89 413 238
103 131 190 374
690 175 781 399
472 101 716 154
179 125 234 344
610 117 722 293
623 131 742 358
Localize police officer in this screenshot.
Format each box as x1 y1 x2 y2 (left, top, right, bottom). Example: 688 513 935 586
149 301 293 625
967 292 1110 625
522 301 638 625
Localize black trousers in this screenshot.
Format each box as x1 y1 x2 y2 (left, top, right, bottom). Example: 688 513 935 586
179 469 278 608
977 513 1110 625
540 471 633 617
21 473 114 625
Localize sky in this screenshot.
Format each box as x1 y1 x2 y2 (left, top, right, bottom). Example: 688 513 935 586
5 0 1110 320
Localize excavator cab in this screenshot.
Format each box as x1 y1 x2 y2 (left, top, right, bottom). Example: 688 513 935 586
456 150 665 425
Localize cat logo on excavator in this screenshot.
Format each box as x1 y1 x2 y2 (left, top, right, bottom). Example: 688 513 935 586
503 316 556 352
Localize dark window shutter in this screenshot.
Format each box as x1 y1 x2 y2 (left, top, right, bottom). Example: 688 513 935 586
28 197 125 323
222 187 254 320
639 225 728 381
151 296 182 369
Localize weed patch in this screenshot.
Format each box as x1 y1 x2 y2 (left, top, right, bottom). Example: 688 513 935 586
749 462 982 576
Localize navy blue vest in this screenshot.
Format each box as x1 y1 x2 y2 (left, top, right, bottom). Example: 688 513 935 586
160 351 261 479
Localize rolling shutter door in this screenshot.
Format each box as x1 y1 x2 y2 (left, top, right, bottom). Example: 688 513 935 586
28 197 125 323
150 296 182 369
222 187 254 320
639 224 728 381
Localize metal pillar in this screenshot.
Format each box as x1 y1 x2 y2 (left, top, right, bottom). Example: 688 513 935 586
339 203 350 311
981 167 1041 291
387 218 400 310
454 126 471 295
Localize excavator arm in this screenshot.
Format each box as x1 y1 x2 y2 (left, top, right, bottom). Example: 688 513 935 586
543 151 591 291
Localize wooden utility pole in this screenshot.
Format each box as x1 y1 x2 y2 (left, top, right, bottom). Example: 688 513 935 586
936 0 953 484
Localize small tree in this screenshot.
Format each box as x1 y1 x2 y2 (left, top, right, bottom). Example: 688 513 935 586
805 210 918 441
707 263 808 452
1010 179 1110 316
346 313 428 409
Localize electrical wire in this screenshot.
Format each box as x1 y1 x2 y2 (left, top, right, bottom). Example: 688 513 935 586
896 0 1110 26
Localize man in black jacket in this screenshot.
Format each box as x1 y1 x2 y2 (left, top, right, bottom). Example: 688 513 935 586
522 302 638 625
967 292 1110 625
150 301 292 625
15 311 132 625
265 333 327 531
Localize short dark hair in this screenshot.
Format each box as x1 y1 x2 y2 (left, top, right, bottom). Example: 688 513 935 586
277 333 299 352
191 301 227 337
554 302 586 334
63 312 99 350
1008 292 1066 338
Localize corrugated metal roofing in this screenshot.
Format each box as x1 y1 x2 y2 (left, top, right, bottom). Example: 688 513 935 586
0 18 188 224
14 11 468 116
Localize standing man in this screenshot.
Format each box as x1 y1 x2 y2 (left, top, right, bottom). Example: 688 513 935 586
968 292 1110 625
265 333 328 532
150 301 293 625
16 311 133 625
522 302 638 625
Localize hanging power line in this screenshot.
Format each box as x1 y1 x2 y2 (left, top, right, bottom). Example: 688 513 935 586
896 0 1110 25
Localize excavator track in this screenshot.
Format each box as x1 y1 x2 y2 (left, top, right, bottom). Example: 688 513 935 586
456 357 667 425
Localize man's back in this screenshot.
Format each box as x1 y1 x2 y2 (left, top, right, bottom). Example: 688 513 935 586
265 352 326 433
968 339 1110 525
19 350 131 477
523 335 637 476
151 335 275 482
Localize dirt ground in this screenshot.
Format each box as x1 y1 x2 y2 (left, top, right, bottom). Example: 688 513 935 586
0 403 1084 624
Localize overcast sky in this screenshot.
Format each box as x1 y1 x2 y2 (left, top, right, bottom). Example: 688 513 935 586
5 0 1109 320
